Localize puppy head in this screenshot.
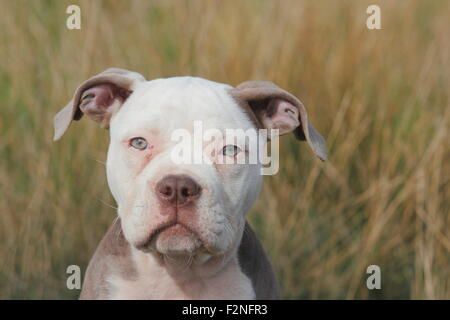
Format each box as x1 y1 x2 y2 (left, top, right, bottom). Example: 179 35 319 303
54 68 326 267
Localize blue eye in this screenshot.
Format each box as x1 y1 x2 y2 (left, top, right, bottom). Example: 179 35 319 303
222 145 241 157
130 137 148 150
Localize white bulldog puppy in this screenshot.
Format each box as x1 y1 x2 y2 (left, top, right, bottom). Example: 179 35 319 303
54 68 326 300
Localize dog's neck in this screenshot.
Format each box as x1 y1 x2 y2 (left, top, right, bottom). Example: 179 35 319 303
107 245 255 299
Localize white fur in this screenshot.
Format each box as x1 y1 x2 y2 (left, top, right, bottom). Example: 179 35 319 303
104 77 263 298
107 247 255 300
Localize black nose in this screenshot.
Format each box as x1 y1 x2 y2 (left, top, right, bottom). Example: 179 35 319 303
155 175 202 206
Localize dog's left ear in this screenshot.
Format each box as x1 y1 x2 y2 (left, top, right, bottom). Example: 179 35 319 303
230 81 327 161
53 68 145 141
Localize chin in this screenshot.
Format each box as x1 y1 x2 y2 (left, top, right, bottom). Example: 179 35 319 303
155 224 202 255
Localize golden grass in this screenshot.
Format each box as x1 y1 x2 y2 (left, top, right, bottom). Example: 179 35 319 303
0 0 448 299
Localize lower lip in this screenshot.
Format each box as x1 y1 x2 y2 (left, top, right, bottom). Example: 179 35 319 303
158 223 192 237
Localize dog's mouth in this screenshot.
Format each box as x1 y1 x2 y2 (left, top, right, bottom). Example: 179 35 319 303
136 221 211 256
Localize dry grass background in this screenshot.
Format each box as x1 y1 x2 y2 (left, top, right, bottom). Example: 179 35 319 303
0 0 449 299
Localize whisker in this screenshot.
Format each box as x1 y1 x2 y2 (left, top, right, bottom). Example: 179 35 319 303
112 216 122 239
96 198 118 210
88 157 106 166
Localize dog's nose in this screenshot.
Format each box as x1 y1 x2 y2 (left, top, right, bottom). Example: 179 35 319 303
156 175 202 206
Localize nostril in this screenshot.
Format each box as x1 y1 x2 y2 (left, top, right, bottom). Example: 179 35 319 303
161 186 173 196
159 187 173 197
179 179 201 199
156 176 177 203
180 187 189 198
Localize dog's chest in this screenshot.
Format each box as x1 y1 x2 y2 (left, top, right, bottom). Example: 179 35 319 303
105 258 255 299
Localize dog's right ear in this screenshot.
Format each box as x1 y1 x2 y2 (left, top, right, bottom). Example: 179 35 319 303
53 68 145 141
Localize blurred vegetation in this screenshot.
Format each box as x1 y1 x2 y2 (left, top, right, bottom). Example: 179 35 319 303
0 0 449 299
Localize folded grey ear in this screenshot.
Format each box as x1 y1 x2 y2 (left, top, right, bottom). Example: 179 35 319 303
230 81 327 161
53 68 146 141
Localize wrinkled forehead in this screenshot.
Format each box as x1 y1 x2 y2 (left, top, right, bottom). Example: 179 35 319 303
110 77 256 139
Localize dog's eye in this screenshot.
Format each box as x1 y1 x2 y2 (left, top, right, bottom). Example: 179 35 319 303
130 137 148 150
222 145 241 157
